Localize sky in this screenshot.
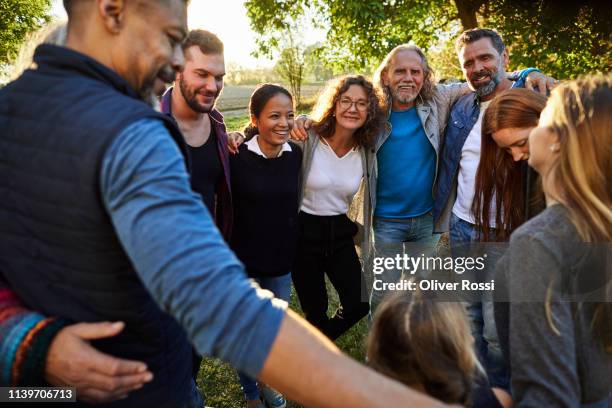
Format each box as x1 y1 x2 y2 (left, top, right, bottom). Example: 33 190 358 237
50 0 325 68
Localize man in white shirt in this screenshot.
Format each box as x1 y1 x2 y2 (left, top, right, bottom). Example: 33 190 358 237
433 28 544 396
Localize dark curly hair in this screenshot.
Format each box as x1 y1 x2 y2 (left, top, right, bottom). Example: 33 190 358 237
311 75 385 147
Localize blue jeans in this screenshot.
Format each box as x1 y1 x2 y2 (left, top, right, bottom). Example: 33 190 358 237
449 212 509 391
369 212 440 312
238 274 292 400
189 380 205 407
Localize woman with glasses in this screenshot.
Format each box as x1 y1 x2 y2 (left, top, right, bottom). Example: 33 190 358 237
291 75 385 339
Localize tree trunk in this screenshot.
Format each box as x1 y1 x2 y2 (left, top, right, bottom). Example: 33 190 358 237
454 0 486 30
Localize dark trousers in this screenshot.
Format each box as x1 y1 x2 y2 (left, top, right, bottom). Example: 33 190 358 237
292 211 370 340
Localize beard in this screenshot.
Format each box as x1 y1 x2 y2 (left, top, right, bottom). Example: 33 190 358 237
140 65 175 109
390 82 419 106
469 66 504 97
139 85 156 108
178 76 220 114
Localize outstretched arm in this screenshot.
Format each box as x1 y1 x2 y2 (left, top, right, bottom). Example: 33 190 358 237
260 310 448 408
102 118 450 408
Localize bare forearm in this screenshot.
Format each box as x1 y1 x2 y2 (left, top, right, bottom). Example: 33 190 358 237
259 310 446 408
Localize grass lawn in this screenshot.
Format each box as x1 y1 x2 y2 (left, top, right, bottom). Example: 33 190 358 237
199 109 453 407
223 110 314 134
196 282 369 408
217 84 323 115
223 114 250 133
198 111 370 408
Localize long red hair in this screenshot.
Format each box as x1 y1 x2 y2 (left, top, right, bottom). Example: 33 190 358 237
473 89 547 241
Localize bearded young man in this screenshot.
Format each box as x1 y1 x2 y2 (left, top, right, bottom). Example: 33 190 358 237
365 42 553 312
160 30 233 241
433 28 547 397
0 0 449 407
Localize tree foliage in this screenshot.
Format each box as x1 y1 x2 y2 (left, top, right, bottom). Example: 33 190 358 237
273 31 305 105
245 0 611 79
303 44 334 82
0 0 51 67
482 0 611 79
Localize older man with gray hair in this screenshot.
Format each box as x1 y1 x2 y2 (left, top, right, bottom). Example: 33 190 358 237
365 43 552 310
0 0 454 407
290 45 552 312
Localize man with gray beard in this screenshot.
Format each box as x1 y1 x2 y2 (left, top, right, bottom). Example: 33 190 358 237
288 41 551 314
434 28 523 235
433 28 546 396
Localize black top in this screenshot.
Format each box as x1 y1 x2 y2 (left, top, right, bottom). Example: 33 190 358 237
229 141 302 277
472 374 503 408
188 127 222 215
0 44 193 406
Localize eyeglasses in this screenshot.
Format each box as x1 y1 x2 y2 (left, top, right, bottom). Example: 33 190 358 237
338 98 369 112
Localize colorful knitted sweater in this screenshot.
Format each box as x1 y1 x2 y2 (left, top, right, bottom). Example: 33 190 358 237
0 278 68 385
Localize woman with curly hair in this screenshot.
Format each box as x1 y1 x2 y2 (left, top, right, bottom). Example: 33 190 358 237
292 74 385 340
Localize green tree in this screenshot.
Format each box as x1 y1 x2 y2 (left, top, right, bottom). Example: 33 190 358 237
274 31 305 105
303 43 334 82
245 0 611 79
0 0 51 68
482 1 611 79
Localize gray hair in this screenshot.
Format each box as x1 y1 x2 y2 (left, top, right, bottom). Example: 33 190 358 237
9 22 67 81
373 44 435 108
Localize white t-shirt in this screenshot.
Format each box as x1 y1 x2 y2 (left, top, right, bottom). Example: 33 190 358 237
452 100 496 226
300 138 363 216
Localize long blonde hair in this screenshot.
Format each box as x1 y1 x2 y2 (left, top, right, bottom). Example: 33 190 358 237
543 73 612 350
544 74 612 241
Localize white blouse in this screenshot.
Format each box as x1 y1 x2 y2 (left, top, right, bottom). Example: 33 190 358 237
300 138 363 216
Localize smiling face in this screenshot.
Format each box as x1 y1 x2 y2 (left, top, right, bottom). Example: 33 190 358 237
334 84 369 132
459 37 508 99
383 50 424 110
252 93 294 147
177 46 225 113
492 127 533 161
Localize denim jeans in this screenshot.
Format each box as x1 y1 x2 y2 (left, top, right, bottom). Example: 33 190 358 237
369 212 440 312
449 212 509 391
238 274 292 401
581 396 611 408
189 379 205 408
